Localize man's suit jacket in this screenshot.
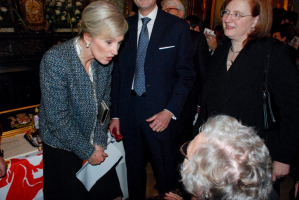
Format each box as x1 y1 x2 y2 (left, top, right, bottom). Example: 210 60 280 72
189 30 210 105
111 9 195 139
195 38 299 164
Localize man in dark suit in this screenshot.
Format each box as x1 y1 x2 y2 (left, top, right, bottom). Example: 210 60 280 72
109 0 195 198
162 0 211 142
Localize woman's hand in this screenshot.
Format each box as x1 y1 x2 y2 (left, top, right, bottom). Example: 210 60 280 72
164 192 183 200
88 146 108 165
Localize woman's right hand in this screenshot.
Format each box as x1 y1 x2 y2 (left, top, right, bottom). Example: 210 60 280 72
88 147 108 165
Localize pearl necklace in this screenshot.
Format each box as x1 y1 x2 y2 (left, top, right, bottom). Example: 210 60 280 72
227 46 241 69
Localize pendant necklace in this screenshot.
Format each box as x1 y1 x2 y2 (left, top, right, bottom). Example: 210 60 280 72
227 46 241 69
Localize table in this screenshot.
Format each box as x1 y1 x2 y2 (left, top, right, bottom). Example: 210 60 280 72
0 151 43 200
0 135 128 200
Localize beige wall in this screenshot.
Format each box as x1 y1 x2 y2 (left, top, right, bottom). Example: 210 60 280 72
210 0 223 29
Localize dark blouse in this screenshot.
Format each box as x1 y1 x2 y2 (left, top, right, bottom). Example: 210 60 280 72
196 38 299 164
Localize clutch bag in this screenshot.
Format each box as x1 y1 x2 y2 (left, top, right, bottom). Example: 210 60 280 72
98 100 109 126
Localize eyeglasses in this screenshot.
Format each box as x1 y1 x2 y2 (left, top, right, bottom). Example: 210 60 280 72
180 141 190 160
220 10 252 21
163 7 179 13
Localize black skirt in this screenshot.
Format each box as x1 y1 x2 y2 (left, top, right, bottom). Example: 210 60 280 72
43 142 122 200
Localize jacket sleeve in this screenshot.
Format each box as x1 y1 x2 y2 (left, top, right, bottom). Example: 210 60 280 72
164 22 196 118
40 51 95 160
268 43 299 164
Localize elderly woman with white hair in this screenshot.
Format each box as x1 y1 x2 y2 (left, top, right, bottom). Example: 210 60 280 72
165 115 273 200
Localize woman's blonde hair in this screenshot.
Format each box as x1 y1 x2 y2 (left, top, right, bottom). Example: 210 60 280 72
78 0 128 39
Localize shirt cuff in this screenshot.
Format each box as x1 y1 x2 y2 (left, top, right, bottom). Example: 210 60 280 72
164 109 176 120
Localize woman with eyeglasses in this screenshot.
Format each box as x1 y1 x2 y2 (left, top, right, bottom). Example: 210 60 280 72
194 0 299 195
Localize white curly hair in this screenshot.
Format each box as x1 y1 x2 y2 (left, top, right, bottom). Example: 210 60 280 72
181 115 273 200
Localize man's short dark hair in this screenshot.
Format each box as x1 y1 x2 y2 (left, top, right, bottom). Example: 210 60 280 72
185 15 202 31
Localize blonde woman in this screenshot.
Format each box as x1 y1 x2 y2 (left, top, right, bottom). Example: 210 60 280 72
39 1 128 199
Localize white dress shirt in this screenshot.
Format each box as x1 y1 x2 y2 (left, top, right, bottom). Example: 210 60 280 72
132 6 158 89
136 5 158 44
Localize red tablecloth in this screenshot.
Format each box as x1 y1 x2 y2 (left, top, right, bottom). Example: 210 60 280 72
0 151 43 200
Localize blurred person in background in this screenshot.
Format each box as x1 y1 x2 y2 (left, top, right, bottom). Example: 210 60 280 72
205 25 229 54
161 0 184 18
185 15 202 32
272 22 299 68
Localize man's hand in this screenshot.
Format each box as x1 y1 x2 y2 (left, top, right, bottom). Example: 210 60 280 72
272 161 290 181
205 34 218 52
146 110 172 132
0 157 7 177
109 119 120 138
88 146 108 165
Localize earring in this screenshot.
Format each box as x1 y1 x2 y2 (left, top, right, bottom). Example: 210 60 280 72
86 43 90 48
251 27 255 32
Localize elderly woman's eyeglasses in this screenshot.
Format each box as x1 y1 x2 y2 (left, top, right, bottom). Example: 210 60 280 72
220 10 252 21
163 7 179 13
180 141 190 160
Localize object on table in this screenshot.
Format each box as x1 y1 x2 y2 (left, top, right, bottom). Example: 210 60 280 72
24 130 42 149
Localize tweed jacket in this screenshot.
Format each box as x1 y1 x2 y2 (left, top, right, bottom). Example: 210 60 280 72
39 37 112 160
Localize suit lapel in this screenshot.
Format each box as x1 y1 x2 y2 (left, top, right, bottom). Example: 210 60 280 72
144 9 166 68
